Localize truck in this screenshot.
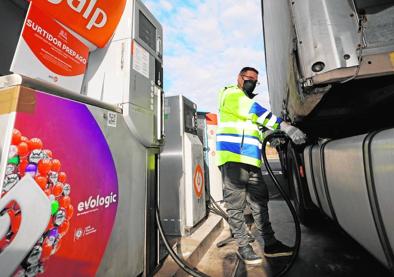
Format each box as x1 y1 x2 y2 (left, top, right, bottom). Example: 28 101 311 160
262 0 394 273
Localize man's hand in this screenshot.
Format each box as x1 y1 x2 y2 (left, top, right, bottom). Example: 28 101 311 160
269 137 282 148
280 122 307 145
262 130 281 147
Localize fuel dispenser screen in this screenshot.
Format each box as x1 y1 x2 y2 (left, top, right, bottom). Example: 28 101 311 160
184 105 197 135
139 11 156 51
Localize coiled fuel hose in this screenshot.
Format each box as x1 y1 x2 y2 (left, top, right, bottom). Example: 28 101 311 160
155 132 301 277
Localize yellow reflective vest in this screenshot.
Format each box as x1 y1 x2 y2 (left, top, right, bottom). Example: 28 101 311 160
216 85 282 168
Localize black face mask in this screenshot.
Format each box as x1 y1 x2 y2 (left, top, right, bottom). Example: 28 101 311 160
242 80 258 99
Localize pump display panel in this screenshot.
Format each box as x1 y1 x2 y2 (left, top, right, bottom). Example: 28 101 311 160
139 11 156 52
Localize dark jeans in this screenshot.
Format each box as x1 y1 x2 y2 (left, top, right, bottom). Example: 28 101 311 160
220 162 276 247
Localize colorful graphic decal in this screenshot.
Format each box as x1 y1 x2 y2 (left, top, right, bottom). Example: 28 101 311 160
1 129 74 276
0 91 118 276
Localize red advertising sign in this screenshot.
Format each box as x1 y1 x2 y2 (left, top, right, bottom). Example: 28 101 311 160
11 3 89 91
23 4 89 76
31 0 127 48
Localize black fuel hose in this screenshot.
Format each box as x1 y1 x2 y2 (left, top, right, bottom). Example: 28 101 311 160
262 132 301 277
155 208 210 277
208 195 228 221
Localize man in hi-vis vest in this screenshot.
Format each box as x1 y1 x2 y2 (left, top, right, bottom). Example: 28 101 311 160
217 67 306 265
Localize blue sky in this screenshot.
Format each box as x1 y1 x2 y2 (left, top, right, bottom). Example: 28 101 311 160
143 0 270 113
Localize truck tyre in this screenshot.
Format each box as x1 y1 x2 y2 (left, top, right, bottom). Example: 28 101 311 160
286 142 315 226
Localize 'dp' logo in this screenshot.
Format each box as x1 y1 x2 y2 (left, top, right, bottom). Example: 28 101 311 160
193 164 204 199
31 0 127 47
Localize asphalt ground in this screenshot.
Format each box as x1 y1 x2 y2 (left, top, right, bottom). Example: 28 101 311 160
235 200 393 277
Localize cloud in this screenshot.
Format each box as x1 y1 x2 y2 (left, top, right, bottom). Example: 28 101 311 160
143 0 271 113
159 0 173 11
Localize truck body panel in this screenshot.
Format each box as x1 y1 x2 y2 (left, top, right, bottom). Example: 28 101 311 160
324 135 387 266
263 0 394 139
371 130 394 257
303 130 394 270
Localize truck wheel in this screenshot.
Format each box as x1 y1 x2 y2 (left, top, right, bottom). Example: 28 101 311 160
286 143 315 226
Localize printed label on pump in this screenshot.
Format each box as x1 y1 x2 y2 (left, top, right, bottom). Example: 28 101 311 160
193 164 204 199
132 41 150 79
11 3 89 92
107 112 118 127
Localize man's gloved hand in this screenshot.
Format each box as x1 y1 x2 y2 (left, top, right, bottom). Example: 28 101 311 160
280 122 307 145
269 137 282 148
262 130 281 147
